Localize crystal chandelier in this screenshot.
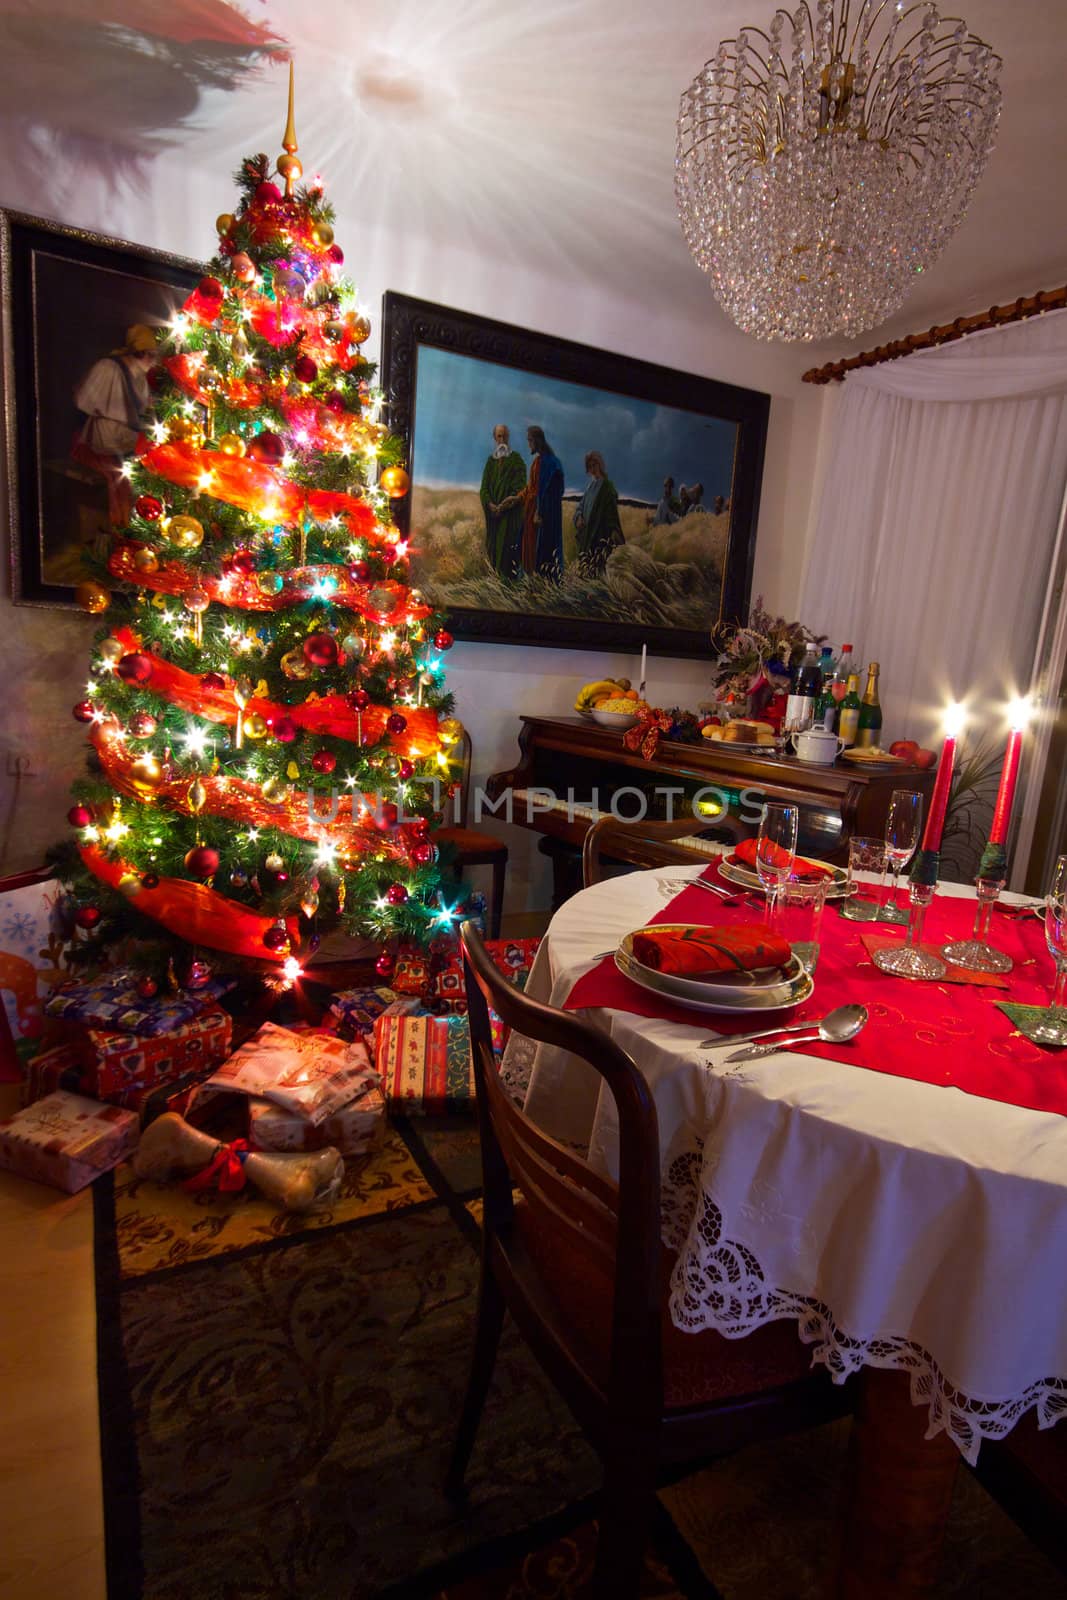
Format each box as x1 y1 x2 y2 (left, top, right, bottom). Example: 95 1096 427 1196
676 2 1002 342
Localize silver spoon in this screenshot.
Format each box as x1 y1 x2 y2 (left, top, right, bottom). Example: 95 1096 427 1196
701 1002 868 1052
719 1005 868 1063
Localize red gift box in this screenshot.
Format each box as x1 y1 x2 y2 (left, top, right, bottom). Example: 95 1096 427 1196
248 1080 385 1155
0 1091 138 1193
46 1004 232 1100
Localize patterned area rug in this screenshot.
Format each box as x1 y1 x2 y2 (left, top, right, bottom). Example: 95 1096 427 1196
94 1116 1067 1600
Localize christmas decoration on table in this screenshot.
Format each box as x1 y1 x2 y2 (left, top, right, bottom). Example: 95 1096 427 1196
0 1092 139 1194
133 1111 344 1212
373 1012 478 1114
710 599 823 723
51 66 461 990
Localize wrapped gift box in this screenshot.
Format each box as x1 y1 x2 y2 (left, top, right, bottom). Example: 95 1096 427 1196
45 972 234 1037
329 986 422 1040
432 936 542 1017
194 1022 374 1126
20 1043 88 1106
248 1078 385 1156
46 1004 233 1100
392 955 431 998
374 1013 478 1114
0 874 67 1063
0 1091 138 1193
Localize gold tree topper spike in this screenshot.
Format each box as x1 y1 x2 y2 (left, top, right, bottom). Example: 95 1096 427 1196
277 61 302 196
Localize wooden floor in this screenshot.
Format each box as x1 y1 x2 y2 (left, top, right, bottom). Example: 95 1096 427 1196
0 1085 106 1600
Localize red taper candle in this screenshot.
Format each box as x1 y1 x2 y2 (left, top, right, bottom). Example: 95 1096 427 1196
988 729 1022 847
921 704 965 852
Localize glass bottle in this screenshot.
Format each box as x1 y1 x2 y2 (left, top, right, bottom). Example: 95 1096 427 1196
785 642 821 732
838 674 862 745
855 663 883 750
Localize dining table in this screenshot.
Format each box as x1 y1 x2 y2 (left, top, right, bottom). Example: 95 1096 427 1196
504 855 1067 1597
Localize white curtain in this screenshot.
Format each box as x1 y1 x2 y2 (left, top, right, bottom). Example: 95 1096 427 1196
799 310 1067 756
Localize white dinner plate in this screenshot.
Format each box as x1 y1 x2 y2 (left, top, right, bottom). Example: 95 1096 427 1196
614 942 814 1014
718 855 849 899
618 926 804 1005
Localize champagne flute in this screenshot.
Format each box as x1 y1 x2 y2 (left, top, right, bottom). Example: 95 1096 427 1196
880 789 924 925
1032 855 1067 1045
756 802 799 920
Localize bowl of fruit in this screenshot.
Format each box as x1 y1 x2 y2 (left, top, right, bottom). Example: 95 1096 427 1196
574 677 643 728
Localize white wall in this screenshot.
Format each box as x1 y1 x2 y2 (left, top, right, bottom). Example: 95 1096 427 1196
0 153 829 907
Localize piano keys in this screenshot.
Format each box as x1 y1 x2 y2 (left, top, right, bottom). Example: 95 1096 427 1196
486 715 936 908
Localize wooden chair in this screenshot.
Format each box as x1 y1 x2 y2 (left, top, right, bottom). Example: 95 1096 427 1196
435 727 508 939
582 812 747 889
448 920 852 1598
971 1414 1067 1576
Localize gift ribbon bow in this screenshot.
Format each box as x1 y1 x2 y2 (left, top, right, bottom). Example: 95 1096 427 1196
624 707 672 761
182 1139 251 1194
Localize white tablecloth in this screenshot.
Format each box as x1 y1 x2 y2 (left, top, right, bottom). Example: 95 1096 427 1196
514 864 1067 1462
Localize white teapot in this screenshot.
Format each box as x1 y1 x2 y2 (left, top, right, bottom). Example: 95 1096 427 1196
790 725 847 764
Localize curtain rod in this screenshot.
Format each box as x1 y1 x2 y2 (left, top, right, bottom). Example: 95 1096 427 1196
801 284 1067 385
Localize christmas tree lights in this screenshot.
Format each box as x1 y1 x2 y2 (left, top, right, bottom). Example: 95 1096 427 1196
54 69 459 984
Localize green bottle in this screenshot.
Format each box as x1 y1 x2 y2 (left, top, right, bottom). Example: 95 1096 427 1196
855 663 883 749
815 680 838 732
838 674 862 746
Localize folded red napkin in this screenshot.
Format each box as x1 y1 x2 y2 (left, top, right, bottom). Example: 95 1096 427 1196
631 923 790 977
731 839 835 882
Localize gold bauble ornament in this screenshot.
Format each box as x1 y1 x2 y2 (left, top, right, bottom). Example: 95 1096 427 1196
167 515 205 551
118 872 142 898
312 221 334 247
380 465 411 500
218 432 246 458
280 649 313 680
75 580 110 615
437 717 463 748
261 775 288 806
184 586 211 615
244 713 268 740
277 152 302 185
256 571 285 596
187 779 208 814
98 638 124 665
216 212 235 235
133 547 160 575
166 415 203 446
131 753 163 789
380 754 401 779
348 313 372 345
264 851 284 872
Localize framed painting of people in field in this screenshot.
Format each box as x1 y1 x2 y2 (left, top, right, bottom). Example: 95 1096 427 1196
2 210 200 607
381 292 769 657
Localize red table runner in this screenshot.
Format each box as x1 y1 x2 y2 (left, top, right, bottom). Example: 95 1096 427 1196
564 867 1067 1117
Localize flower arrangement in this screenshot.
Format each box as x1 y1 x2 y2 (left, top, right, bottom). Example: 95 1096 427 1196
710 599 823 711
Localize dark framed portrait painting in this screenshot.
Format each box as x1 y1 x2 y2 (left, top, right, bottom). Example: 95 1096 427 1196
2 210 200 607
381 292 769 657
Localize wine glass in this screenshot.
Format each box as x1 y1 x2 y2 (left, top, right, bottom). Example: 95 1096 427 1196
880 790 924 925
1032 856 1067 1045
756 802 799 918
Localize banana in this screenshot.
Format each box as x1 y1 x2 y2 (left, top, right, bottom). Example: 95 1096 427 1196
575 678 623 710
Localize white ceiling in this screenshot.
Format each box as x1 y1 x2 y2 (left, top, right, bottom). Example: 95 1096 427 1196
1 0 1065 355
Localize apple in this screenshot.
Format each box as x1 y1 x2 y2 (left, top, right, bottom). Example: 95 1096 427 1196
889 740 919 762
913 747 937 770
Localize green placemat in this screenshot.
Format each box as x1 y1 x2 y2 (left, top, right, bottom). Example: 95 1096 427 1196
996 1001 1067 1046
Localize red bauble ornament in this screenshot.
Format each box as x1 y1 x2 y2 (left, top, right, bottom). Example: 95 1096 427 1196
311 749 337 774
386 883 409 905
375 952 394 978
379 801 399 827
228 549 257 575
74 906 101 930
347 688 370 712
348 560 369 583
325 390 347 413
255 180 282 203
327 243 344 264
67 804 92 828
303 631 339 668
263 925 289 952
412 841 436 866
273 715 298 743
73 700 96 723
293 355 318 383
247 430 284 465
135 494 163 521
386 712 407 735
184 845 220 879
201 672 227 691
117 651 154 685
399 759 414 780
198 275 223 302
231 252 255 282
141 873 160 890
433 630 454 651
135 976 158 1000
410 816 430 839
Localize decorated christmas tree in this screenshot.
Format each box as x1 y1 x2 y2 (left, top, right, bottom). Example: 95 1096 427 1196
54 72 460 988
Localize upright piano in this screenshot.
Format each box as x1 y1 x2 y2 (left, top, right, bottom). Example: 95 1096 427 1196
486 715 935 907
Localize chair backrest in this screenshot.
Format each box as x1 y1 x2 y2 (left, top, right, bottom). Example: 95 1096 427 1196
451 725 473 828
582 813 746 888
460 920 663 1408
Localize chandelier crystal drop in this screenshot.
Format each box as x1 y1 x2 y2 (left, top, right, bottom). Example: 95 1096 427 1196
676 2 1002 342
